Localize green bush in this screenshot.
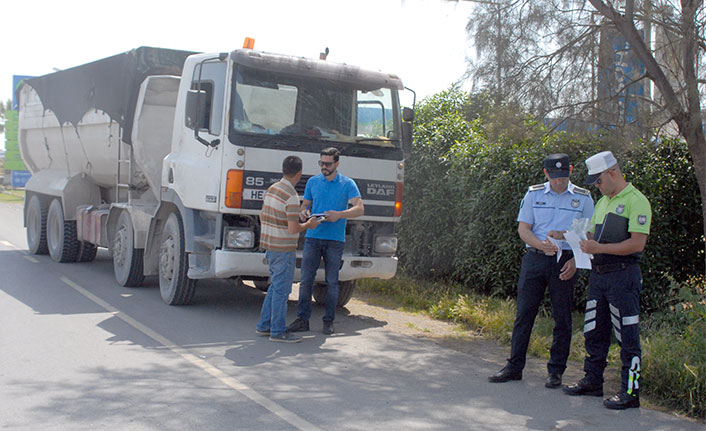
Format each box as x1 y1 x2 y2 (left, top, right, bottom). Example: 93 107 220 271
618 142 705 311
642 277 706 418
400 89 704 313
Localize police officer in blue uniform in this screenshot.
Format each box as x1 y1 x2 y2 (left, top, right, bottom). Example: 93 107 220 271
489 154 594 388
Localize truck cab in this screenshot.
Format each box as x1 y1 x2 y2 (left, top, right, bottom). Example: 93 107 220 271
153 49 408 304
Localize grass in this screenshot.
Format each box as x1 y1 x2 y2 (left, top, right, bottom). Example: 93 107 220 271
357 274 705 420
0 188 25 203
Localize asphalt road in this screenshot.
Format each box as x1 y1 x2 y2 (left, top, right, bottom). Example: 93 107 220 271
0 201 703 430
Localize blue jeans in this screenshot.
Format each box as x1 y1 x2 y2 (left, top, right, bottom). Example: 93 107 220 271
297 238 345 322
257 250 295 336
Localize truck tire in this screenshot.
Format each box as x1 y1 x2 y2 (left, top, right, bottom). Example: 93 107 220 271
158 212 195 305
75 241 98 262
46 199 80 263
113 210 145 287
312 280 356 308
26 195 49 255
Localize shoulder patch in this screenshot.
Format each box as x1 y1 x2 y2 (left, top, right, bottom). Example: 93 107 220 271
529 184 545 192
573 186 590 196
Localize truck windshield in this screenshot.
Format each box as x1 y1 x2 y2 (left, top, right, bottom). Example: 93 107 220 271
230 65 401 148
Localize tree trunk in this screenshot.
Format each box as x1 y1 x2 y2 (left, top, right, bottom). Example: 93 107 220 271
678 0 706 268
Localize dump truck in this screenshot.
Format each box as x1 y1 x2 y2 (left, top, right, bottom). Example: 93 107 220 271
17 45 412 306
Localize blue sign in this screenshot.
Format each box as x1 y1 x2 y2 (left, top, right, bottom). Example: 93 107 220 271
11 170 31 188
12 75 35 111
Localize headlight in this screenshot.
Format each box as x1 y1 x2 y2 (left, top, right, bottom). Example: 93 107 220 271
373 235 398 255
224 227 255 249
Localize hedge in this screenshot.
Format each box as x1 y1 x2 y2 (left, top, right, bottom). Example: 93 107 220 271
399 89 704 313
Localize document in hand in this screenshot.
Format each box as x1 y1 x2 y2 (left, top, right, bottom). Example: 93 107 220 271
564 231 592 269
547 237 564 263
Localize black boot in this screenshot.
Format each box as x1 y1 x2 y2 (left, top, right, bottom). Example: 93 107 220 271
562 378 603 396
488 366 522 383
604 392 640 410
545 372 562 388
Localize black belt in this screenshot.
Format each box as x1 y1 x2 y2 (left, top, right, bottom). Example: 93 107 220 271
527 247 573 256
593 262 637 274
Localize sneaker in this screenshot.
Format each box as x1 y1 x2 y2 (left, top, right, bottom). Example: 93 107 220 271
604 392 640 410
323 321 334 335
255 328 270 336
269 333 302 343
562 378 603 397
286 318 309 333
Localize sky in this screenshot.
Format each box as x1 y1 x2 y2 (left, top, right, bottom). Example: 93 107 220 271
1 0 475 151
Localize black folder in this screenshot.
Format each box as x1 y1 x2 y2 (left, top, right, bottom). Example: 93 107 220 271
595 212 630 244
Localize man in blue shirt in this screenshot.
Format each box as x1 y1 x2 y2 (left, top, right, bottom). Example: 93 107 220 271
489 154 594 388
286 147 363 335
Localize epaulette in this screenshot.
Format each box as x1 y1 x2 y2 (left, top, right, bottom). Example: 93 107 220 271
529 184 545 192
573 186 590 196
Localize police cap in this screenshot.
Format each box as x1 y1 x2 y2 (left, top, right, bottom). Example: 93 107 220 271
544 153 571 178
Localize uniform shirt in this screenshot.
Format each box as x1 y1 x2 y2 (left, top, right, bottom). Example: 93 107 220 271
589 183 651 264
304 172 361 243
518 181 595 250
259 178 300 252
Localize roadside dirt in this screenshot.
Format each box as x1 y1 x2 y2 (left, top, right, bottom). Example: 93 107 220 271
342 289 620 396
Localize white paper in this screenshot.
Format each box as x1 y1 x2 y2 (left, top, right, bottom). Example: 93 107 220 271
547 237 564 263
564 231 592 269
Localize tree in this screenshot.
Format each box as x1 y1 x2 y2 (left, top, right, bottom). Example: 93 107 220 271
588 0 706 259
462 0 706 262
0 99 10 134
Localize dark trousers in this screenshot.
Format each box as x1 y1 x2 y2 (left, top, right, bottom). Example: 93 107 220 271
582 265 642 396
507 251 576 375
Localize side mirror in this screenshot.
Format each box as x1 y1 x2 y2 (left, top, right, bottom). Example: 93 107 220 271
402 107 414 122
185 89 208 130
401 107 414 159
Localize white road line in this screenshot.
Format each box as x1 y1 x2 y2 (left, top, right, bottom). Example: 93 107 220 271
59 276 322 431
1 240 39 262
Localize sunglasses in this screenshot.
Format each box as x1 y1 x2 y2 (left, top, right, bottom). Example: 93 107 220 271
318 160 335 167
595 169 614 185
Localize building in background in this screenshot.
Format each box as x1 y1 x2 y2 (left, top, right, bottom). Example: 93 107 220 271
596 25 646 131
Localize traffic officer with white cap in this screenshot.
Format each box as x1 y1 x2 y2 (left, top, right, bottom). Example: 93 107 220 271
489 153 594 388
563 150 652 410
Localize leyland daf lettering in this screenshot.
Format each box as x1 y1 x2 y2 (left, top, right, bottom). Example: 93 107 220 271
18 44 413 309
367 184 396 197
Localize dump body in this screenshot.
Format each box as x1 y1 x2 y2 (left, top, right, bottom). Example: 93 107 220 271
17 47 193 203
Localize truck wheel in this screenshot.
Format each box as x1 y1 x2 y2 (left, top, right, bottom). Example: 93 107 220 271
158 212 195 305
76 241 98 262
113 210 145 287
26 195 49 255
312 280 356 308
46 199 80 263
